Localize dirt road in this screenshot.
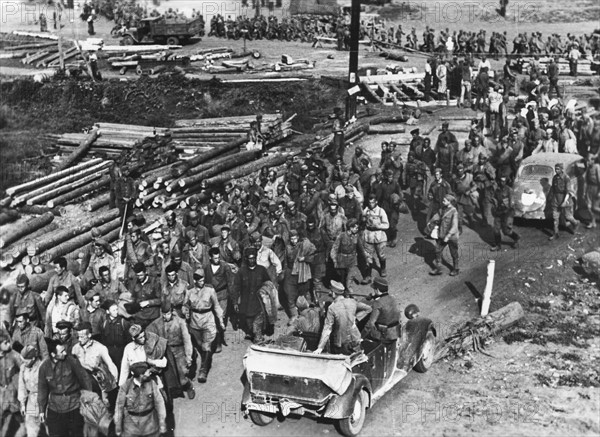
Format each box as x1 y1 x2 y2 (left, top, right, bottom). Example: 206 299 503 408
171 123 598 436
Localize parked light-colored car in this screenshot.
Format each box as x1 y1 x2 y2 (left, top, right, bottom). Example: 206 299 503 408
512 152 585 220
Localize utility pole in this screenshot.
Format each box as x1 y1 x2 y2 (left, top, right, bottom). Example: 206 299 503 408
346 0 361 121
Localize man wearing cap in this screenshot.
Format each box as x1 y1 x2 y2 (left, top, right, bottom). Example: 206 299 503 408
409 129 424 154
490 175 521 251
100 300 130 373
159 224 183 256
182 230 210 272
161 263 190 319
320 197 347 257
81 291 106 336
52 320 78 354
18 345 43 437
431 194 460 276
12 310 48 360
79 228 113 284
9 273 45 327
452 163 476 233
38 338 92 437
364 277 400 341
234 248 271 344
115 361 167 437
165 250 195 290
147 302 194 398
119 325 167 387
0 333 21 435
213 191 230 220
205 247 236 345
287 296 321 335
548 162 580 240
436 122 459 154
351 147 371 175
44 257 85 308
165 211 184 243
83 239 116 287
362 194 389 281
131 263 162 330
282 230 316 322
426 167 454 224
184 210 210 245
72 322 118 404
547 57 561 99
492 137 515 181
435 136 456 182
314 280 372 355
201 203 225 239
210 223 241 266
377 169 403 248
93 265 128 304
260 205 290 264
331 218 361 291
285 201 307 235
183 268 223 383
123 228 154 291
240 208 261 244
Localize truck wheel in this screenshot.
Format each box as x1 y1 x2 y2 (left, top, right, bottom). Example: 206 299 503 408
414 330 436 373
166 36 179 46
336 390 367 437
122 36 134 46
249 411 275 426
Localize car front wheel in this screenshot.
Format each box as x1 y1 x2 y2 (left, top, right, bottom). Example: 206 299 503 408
336 390 368 437
414 330 436 373
249 411 275 426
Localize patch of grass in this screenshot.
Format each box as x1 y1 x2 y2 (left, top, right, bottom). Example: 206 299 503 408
561 352 582 362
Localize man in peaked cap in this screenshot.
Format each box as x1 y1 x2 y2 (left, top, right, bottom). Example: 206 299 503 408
364 277 401 341
314 280 372 355
183 268 223 383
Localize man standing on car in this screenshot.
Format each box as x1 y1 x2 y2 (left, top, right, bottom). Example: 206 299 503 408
548 162 579 240
314 280 371 355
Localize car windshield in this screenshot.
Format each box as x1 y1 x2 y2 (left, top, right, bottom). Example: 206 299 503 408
520 164 554 180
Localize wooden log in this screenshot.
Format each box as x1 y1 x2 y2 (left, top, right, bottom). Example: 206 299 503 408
166 150 238 192
4 41 58 51
0 212 54 249
27 208 119 257
33 265 46 274
368 125 406 134
64 227 120 263
55 128 99 171
5 222 60 263
47 176 110 208
83 192 111 212
0 197 12 208
203 153 290 187
41 217 121 264
0 209 20 226
435 301 525 360
179 150 261 188
27 172 103 206
171 137 246 178
361 84 384 103
6 157 104 197
12 161 111 206
173 114 280 128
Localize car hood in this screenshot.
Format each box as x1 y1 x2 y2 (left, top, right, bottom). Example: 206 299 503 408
512 179 549 212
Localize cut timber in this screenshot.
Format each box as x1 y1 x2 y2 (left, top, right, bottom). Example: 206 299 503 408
16 205 60 216
0 212 54 249
361 84 384 103
56 128 99 171
12 161 111 206
167 149 238 191
0 209 20 226
435 301 525 360
27 172 103 206
171 137 246 178
27 208 119 256
5 221 60 263
12 31 59 40
368 125 406 134
174 114 280 128
41 217 121 263
83 192 111 212
47 175 110 208
179 150 261 188
6 158 104 197
203 153 291 186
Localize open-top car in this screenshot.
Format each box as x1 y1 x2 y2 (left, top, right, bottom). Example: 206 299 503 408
241 308 436 436
512 152 586 220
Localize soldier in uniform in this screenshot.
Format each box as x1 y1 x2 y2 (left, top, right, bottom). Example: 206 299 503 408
183 268 224 383
362 194 389 281
426 168 454 224
314 281 372 355
548 162 579 240
131 263 162 330
363 277 400 341
18 345 43 437
490 176 521 251
331 107 346 162
161 264 190 319
123 228 154 291
204 247 236 348
430 194 460 276
0 334 21 436
12 310 49 360
472 153 497 226
9 273 45 328
114 361 167 437
452 163 476 233
330 218 361 292
147 302 195 399
52 320 78 355
93 266 128 303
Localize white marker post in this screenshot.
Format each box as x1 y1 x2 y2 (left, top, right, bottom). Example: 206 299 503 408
481 260 495 316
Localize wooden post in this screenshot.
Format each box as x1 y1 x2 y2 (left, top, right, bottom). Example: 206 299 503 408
481 260 495 316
